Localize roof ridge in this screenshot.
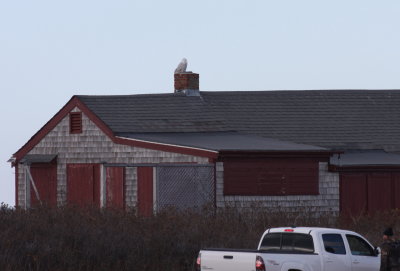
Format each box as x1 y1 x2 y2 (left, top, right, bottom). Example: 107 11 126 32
201 89 400 94
75 93 184 98
77 89 400 98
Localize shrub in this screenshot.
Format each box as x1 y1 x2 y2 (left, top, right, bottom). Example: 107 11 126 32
0 203 397 270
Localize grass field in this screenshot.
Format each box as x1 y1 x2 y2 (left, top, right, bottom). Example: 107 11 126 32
0 204 397 270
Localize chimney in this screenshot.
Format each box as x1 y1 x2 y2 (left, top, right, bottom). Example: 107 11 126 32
174 72 200 96
173 58 200 96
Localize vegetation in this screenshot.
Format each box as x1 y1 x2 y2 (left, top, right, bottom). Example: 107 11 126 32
0 203 398 271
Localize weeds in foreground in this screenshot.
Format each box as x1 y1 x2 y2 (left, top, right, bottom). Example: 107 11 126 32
0 203 398 271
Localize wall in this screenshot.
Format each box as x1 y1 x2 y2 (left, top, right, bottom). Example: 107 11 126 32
215 162 340 215
17 107 209 208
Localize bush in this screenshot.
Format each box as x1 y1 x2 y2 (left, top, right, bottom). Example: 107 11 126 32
0 203 398 270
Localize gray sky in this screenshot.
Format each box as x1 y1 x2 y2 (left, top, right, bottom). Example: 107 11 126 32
1 0 399 205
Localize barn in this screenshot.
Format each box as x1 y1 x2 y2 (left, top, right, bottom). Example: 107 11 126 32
9 71 400 215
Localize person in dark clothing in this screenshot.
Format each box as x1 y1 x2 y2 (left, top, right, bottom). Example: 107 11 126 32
381 227 400 271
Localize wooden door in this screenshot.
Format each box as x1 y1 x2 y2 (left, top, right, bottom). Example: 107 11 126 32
106 167 125 209
30 162 57 207
137 167 153 216
393 173 400 209
223 158 319 196
367 173 392 213
340 173 367 215
67 164 100 207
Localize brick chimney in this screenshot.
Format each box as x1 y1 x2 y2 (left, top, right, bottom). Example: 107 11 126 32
174 72 200 96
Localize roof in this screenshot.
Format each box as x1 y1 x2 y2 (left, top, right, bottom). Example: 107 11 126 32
20 154 57 164
117 132 328 152
77 93 229 133
77 89 400 152
330 150 400 167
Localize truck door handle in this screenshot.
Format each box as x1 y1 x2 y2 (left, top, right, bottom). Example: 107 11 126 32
325 258 334 263
223 255 233 259
353 260 360 264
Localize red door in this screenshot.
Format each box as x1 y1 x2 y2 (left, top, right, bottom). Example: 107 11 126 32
340 173 367 215
368 173 392 213
67 164 100 207
137 167 153 216
341 172 400 214
30 162 57 207
106 167 125 209
393 173 400 209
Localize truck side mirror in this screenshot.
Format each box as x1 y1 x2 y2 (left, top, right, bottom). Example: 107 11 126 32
374 247 380 256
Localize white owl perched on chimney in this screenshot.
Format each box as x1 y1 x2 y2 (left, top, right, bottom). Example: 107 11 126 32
174 58 188 74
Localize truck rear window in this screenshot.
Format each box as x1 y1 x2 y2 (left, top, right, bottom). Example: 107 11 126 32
259 233 314 253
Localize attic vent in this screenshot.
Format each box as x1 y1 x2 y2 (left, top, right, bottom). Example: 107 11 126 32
69 112 82 134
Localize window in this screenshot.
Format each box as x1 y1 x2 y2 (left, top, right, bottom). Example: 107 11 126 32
69 112 82 134
259 233 314 253
282 233 314 253
322 234 346 255
346 235 375 256
260 233 281 251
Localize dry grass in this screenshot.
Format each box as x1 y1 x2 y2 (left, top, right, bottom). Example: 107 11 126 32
0 203 398 271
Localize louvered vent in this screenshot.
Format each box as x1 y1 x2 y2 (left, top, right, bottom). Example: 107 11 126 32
69 112 82 134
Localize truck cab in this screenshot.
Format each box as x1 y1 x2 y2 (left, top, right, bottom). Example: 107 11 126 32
197 227 381 271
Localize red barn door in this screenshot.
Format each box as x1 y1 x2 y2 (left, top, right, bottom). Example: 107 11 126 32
67 164 100 207
137 167 153 216
106 167 125 209
30 162 57 207
393 173 400 209
367 173 392 213
340 173 367 215
341 172 400 214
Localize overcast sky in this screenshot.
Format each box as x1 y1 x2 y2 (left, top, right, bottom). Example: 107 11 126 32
1 1 399 205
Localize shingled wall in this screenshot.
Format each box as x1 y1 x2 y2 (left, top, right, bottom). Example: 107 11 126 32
215 162 340 215
17 107 209 208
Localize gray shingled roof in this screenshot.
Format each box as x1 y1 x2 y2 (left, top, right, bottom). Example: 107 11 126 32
203 90 400 151
77 89 400 152
78 93 230 133
117 132 328 152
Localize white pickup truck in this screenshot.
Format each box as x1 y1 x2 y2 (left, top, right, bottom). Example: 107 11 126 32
196 227 381 271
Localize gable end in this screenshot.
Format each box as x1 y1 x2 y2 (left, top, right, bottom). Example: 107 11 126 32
13 96 114 161
13 96 217 162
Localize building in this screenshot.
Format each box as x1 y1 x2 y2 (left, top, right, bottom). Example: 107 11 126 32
9 70 400 215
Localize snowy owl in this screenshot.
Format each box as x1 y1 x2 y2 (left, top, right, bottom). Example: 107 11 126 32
174 58 188 73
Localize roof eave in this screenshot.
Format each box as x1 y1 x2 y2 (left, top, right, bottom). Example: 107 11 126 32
329 164 400 172
115 136 218 159
218 150 338 159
